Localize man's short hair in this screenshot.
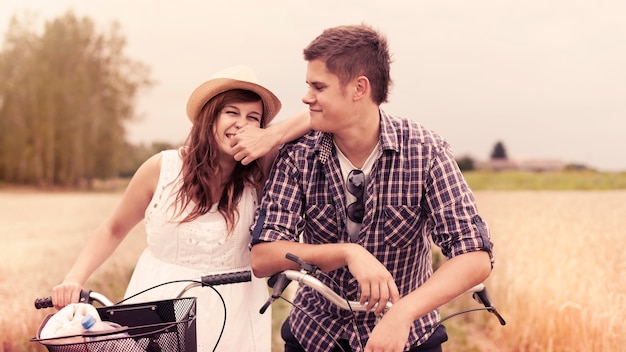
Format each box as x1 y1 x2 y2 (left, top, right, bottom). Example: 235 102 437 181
303 23 393 105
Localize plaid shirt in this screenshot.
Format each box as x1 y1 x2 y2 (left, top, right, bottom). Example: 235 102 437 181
252 109 493 352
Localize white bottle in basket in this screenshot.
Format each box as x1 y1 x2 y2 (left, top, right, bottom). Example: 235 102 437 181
81 314 127 341
81 314 142 352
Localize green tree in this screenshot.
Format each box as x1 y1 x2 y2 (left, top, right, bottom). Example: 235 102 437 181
456 155 475 171
490 141 508 160
0 11 153 188
118 140 179 178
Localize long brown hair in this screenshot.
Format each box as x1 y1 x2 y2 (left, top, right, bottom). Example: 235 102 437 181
175 89 266 233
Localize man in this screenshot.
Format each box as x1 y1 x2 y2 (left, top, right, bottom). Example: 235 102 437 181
250 23 494 352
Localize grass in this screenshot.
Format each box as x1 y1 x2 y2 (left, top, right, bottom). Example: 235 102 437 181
464 170 626 190
471 190 626 351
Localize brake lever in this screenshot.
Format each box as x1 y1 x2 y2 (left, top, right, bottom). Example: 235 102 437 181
285 252 320 274
259 253 320 314
260 272 292 314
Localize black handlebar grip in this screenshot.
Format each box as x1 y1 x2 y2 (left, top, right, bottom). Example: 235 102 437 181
267 272 282 288
34 290 92 309
34 296 53 309
201 271 251 286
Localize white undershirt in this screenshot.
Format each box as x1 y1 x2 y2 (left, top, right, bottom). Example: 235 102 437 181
335 141 382 242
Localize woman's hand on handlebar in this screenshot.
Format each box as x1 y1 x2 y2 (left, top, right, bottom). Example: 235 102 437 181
51 281 83 310
345 245 400 315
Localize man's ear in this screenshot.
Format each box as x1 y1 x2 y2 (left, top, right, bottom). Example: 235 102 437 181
353 76 370 101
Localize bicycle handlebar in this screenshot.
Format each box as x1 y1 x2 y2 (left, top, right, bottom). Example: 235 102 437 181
259 254 396 314
34 290 116 309
174 270 252 299
260 253 506 326
201 270 251 286
34 270 252 309
263 270 487 313
285 269 394 311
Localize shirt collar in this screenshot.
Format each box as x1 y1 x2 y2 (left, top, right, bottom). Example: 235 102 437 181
378 108 400 153
315 108 399 164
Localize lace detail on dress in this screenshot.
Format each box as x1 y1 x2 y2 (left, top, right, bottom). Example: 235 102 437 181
143 149 257 273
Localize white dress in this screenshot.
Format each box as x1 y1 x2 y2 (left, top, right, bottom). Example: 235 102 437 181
124 149 271 351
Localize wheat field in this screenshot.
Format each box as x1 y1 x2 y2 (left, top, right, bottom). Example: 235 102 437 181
1 189 624 351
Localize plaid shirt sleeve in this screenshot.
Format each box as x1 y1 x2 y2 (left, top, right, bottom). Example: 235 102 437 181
251 139 307 246
423 135 494 265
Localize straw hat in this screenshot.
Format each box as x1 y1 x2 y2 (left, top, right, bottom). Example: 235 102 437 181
186 65 282 125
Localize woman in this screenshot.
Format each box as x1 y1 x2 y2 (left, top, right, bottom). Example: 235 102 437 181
51 65 309 351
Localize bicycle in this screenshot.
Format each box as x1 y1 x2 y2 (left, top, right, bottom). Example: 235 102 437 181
32 271 252 352
32 255 505 352
258 253 506 352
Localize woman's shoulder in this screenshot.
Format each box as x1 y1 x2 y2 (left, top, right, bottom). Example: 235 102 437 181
140 152 163 173
138 149 182 179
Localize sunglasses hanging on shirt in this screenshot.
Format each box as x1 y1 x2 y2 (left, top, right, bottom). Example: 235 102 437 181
346 169 365 223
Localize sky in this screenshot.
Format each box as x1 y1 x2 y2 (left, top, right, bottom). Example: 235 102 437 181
1 0 625 171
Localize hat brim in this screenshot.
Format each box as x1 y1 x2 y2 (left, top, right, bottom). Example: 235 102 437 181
186 78 282 126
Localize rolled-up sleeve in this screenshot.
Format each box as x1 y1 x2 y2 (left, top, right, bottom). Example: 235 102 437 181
425 139 494 267
251 145 305 247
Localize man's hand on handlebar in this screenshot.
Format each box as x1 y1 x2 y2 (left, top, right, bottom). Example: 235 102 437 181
365 307 413 352
345 246 400 316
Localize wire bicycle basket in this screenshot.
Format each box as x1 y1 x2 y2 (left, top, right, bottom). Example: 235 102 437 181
31 297 197 352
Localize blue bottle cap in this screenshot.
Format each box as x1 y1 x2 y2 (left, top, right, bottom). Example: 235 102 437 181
81 314 97 330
